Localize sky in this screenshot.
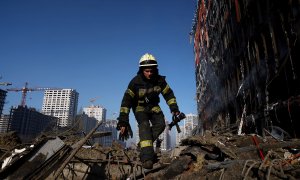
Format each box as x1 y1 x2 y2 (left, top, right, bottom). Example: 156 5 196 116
0 0 198 144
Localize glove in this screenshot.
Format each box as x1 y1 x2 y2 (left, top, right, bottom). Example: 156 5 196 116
117 117 133 141
172 111 185 123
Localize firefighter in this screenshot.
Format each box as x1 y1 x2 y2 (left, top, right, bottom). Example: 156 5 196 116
117 53 181 169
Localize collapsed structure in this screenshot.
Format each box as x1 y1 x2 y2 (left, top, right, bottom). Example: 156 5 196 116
191 0 300 137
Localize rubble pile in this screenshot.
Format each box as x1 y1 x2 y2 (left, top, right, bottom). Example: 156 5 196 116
0 129 300 179
0 131 22 150
0 131 22 163
144 131 300 180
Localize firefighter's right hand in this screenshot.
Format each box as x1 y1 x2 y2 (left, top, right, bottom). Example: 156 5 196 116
119 125 133 141
116 118 133 141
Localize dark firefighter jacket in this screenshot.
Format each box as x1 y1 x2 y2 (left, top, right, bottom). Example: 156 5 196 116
119 74 179 121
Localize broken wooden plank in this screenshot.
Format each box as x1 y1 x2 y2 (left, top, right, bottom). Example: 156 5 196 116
53 121 103 178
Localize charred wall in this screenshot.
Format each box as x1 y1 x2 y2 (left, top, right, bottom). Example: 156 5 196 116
191 0 300 137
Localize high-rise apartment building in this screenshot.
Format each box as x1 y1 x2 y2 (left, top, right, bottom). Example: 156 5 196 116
183 113 198 138
83 105 106 123
83 105 107 145
175 114 198 146
42 89 79 127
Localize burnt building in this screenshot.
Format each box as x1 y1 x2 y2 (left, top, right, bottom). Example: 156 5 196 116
8 106 58 142
191 0 300 137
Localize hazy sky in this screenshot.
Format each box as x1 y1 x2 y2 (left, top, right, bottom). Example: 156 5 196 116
0 0 198 142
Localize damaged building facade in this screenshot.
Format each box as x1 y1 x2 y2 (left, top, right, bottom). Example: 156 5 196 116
192 0 300 137
8 106 58 142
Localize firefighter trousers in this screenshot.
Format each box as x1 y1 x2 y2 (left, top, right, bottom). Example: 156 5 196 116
135 110 165 162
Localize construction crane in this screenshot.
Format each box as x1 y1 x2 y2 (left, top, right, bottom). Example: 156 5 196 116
0 82 12 86
0 76 12 86
6 82 62 107
89 96 100 107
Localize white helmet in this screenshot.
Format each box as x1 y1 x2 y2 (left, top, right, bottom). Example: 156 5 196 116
139 53 158 67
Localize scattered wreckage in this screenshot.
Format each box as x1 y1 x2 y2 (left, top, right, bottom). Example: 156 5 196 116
0 123 299 179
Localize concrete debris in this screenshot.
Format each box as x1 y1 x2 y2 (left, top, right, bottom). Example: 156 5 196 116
0 131 22 150
169 145 188 158
1 147 26 169
0 129 299 179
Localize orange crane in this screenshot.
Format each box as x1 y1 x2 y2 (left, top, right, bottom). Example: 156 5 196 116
6 82 62 107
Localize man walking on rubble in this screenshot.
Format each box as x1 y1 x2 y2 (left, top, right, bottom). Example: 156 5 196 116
116 53 182 169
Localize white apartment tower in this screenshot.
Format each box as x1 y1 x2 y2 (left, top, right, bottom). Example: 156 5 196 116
83 105 106 123
183 113 198 138
42 89 79 127
175 114 198 146
83 105 107 146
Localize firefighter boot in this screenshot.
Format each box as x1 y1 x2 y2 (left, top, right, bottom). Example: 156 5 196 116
142 160 153 169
